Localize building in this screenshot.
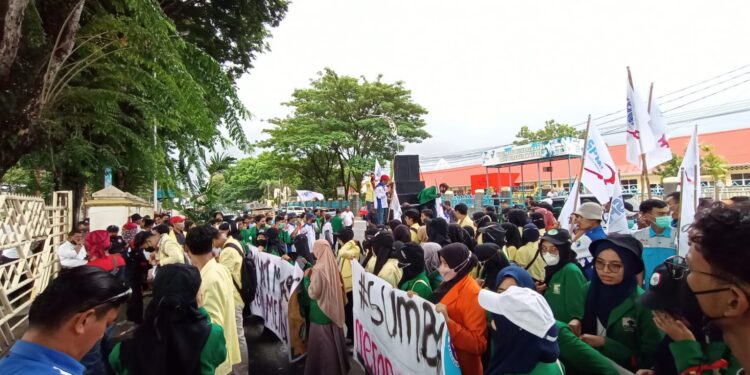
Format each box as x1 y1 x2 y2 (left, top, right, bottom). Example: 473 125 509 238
420 128 750 200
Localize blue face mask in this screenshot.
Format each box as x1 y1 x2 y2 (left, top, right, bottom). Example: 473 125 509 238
655 216 672 229
627 219 636 229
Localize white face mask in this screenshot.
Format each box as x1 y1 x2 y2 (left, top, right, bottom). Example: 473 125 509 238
543 253 560 266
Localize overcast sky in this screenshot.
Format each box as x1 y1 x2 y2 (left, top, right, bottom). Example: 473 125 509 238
235 0 750 159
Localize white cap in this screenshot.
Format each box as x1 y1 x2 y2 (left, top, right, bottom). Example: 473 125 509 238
478 286 557 340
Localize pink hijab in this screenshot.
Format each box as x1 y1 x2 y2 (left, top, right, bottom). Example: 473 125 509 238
308 239 346 328
535 208 557 231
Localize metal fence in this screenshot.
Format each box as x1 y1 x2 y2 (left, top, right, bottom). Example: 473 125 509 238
0 191 72 352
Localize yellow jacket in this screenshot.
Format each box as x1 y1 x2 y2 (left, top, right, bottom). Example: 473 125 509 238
199 259 240 374
157 234 185 265
338 240 360 292
410 224 421 243
364 256 403 288
512 241 545 282
219 237 245 308
457 216 476 231
364 181 374 202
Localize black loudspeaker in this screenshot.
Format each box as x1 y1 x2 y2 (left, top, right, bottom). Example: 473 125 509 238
394 155 421 182
395 180 425 195
397 193 420 206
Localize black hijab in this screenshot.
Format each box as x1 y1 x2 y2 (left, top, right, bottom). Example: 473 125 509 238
520 223 540 246
507 209 529 228
371 231 395 275
530 212 546 230
120 264 211 375
542 233 579 285
473 243 510 290
396 241 426 288
264 227 285 255
393 225 412 243
430 243 478 303
501 223 522 249
582 239 642 333
448 223 474 250
426 218 451 246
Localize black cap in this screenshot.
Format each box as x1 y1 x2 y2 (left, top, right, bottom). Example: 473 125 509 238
106 225 119 233
638 263 682 312
590 233 644 273
540 228 572 246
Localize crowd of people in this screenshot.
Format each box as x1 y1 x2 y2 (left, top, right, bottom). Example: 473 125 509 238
1 188 750 375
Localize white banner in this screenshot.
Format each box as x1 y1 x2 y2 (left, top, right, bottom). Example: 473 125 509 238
351 261 462 375
249 247 307 362
557 178 580 231
626 80 656 168
581 124 619 205
677 126 701 256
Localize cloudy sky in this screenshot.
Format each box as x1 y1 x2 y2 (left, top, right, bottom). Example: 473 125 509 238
235 0 750 159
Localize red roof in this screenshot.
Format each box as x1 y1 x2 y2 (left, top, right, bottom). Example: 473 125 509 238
421 128 750 187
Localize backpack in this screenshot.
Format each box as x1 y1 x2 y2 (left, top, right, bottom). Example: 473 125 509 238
223 242 257 306
478 223 507 248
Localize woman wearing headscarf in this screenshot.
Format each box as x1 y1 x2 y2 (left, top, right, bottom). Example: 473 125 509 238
109 264 227 375
530 211 547 235
86 230 126 277
568 234 662 372
425 218 451 246
536 228 587 323
501 222 522 259
431 243 487 375
448 223 474 250
473 243 510 290
263 227 285 256
478 267 563 375
512 223 546 282
420 241 443 290
336 228 360 341
494 267 619 375
364 230 402 287
395 241 433 299
507 208 530 228
304 240 349 375
535 208 558 231
393 224 412 243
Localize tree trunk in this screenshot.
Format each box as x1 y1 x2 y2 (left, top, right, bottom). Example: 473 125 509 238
0 0 30 82
337 154 348 200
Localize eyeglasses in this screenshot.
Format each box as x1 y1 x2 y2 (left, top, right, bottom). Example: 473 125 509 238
664 255 732 295
79 288 132 312
594 258 623 273
540 244 557 253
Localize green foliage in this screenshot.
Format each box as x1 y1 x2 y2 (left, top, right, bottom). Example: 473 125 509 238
262 68 430 197
654 153 682 182
222 152 300 204
513 120 584 145
700 144 728 182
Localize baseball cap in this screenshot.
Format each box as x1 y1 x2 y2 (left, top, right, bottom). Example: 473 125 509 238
638 263 682 311
380 175 390 182
539 228 572 246
169 216 185 224
478 286 557 340
574 202 603 220
590 233 644 274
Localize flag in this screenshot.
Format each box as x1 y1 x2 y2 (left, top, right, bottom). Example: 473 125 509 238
296 190 324 202
626 80 656 168
435 196 445 220
645 100 673 168
374 160 384 180
390 184 402 221
557 178 580 231
607 176 630 234
677 126 701 256
581 124 619 204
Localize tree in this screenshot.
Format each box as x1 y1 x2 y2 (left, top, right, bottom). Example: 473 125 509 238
262 69 430 198
701 145 728 183
654 154 682 182
223 152 300 203
513 120 584 145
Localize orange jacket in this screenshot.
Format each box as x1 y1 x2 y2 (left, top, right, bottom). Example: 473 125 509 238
440 274 487 375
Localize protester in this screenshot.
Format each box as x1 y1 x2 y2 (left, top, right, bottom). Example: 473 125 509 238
403 209 422 243
130 213 144 232
571 202 606 279
261 227 284 256
247 215 266 246
530 211 548 234
169 216 187 246
683 203 750 370
421 208 435 224
142 218 155 232
634 199 677 288
536 229 587 323
638 261 739 375
512 223 545 282
304 240 350 375
216 223 249 374
106 225 127 255
472 243 510 289
443 200 457 223
507 208 530 228
184 225 240 375
535 207 558 231
127 232 151 324
501 222 522 259
57 230 88 268
374 175 390 225
151 224 186 265
483 206 499 223
109 264 226 375
448 223 474 250
342 206 355 228
396 241 433 299
664 191 681 228
320 214 333 246
393 224 412 243
426 217 451 246
431 243 487 375
419 239 443 290
365 230 402 287
454 203 476 230
569 234 662 371
364 173 375 213
293 213 317 261
478 283 563 375
336 228 359 341
331 209 343 248
0 267 129 375
85 230 126 278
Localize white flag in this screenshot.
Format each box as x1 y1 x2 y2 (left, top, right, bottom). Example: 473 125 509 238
626 81 656 168
581 124 619 205
557 178 580 231
390 184 402 221
296 190 324 202
677 126 701 256
435 196 445 220
374 160 384 180
607 176 630 235
645 100 673 168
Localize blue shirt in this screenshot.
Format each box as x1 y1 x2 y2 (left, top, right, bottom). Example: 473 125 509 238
0 340 85 375
586 226 607 242
634 226 677 289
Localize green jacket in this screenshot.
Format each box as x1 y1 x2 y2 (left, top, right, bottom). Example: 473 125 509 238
585 285 663 371
109 307 226 375
331 215 344 234
544 263 587 323
275 226 292 245
427 270 442 291
304 275 332 325
240 228 253 249
669 340 741 375
314 217 322 234
399 271 433 300
248 225 266 246
556 321 618 375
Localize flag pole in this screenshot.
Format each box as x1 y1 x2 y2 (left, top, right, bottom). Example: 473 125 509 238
573 114 591 211
693 124 699 208
676 166 686 253
628 67 653 200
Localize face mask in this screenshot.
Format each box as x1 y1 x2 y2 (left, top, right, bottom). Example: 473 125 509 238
655 216 672 229
438 264 457 282
543 253 560 266
627 219 636 229
257 239 267 246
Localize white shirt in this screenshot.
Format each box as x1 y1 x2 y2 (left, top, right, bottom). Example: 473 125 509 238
342 211 355 227
322 222 333 245
299 224 316 253
57 241 88 268
375 184 388 209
